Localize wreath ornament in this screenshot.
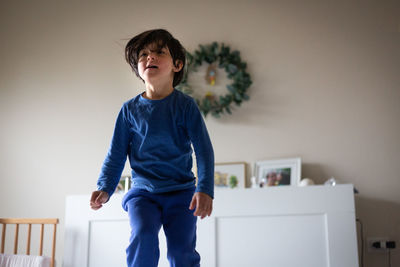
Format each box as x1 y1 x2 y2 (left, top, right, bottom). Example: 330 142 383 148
177 42 252 118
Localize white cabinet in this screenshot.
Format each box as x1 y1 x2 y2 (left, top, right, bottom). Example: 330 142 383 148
64 184 359 267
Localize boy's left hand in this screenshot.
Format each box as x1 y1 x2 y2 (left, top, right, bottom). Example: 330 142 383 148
189 192 213 219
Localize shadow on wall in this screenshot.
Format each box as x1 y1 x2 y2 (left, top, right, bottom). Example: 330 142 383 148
355 197 400 267
302 163 400 267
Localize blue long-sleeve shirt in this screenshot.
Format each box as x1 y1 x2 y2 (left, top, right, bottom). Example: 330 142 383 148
97 89 214 199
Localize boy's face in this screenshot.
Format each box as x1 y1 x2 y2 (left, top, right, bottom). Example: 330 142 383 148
137 42 182 87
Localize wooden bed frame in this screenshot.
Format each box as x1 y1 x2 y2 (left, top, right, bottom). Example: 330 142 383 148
0 218 59 267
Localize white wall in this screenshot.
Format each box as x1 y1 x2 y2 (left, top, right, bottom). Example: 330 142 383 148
0 1 399 266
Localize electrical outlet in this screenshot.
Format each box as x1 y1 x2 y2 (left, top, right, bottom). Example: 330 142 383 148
367 237 392 252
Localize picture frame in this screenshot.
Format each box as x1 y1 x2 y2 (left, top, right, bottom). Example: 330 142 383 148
254 157 301 187
115 175 131 193
215 162 247 189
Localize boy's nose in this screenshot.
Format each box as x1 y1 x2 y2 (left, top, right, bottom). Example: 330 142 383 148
147 52 156 60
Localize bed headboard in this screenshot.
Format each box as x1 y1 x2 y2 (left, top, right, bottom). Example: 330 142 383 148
0 218 59 267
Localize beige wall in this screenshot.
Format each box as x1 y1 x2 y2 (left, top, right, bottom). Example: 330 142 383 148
1 1 399 266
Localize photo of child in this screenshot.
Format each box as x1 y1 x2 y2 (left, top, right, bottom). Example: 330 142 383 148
262 168 291 186
255 158 301 187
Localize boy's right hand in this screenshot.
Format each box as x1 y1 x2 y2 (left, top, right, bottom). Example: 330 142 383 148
90 190 109 210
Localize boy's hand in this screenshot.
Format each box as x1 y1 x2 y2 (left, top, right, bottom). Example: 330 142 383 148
90 190 109 210
189 192 213 219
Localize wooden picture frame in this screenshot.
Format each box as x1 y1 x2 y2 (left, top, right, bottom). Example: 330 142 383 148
215 162 247 189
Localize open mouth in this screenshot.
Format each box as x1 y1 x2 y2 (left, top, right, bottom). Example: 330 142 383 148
146 65 158 69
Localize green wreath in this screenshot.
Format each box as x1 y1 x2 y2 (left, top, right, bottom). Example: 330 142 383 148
177 42 252 118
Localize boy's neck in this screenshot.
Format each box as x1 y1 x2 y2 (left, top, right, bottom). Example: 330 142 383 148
142 83 174 100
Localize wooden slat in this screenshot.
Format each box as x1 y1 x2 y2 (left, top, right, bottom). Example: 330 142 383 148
51 223 57 267
1 223 5 253
39 224 44 256
0 218 59 224
14 223 19 254
26 224 32 255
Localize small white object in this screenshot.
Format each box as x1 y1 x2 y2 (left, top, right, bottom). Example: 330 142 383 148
260 177 267 188
324 177 337 186
250 176 258 188
299 178 315 186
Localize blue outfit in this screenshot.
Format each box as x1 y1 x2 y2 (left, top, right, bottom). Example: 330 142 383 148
123 188 200 267
96 89 214 267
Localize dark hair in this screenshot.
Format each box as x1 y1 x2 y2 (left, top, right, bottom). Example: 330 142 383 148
125 29 186 87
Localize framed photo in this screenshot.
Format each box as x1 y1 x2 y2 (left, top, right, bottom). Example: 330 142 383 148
215 162 247 189
254 157 301 187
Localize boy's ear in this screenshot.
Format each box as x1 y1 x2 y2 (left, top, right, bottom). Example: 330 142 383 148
173 60 183 72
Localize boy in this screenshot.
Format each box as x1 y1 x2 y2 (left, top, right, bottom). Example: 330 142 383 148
90 29 214 267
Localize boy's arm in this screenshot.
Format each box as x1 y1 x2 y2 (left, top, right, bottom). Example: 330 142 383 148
95 105 131 203
185 99 215 199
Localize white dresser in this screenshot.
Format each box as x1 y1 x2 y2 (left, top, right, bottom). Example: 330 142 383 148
64 184 359 267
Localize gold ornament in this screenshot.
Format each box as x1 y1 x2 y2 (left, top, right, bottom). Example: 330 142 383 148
205 64 217 86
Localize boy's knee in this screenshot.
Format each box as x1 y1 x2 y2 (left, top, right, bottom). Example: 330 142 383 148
131 223 158 241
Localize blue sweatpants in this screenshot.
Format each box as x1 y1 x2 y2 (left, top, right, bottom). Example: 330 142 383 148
122 187 200 267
